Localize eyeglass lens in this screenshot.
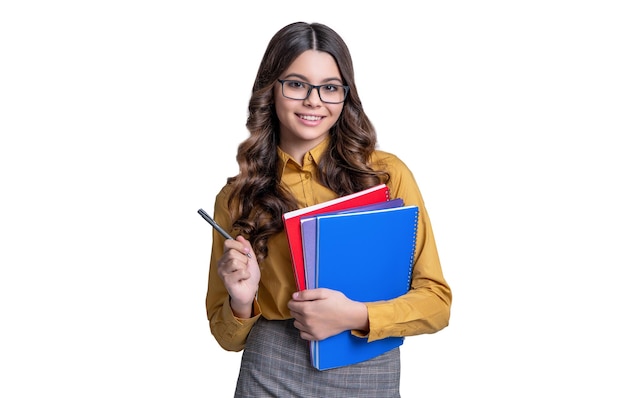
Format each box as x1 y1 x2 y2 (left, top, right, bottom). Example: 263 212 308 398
281 80 346 103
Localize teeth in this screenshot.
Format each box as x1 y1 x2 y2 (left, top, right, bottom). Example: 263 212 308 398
300 115 322 121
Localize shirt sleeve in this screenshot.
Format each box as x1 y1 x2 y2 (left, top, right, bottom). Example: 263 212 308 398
363 153 452 342
205 186 262 352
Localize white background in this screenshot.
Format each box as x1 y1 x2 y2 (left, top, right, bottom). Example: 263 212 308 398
1 1 625 397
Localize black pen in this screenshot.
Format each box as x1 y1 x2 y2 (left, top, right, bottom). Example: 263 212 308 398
198 208 252 258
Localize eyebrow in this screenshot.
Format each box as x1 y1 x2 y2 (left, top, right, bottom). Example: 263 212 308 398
282 73 343 84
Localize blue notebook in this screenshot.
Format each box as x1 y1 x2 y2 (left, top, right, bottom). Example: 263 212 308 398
306 205 419 370
301 198 405 290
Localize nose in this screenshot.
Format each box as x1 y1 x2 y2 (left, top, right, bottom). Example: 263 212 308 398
303 87 323 106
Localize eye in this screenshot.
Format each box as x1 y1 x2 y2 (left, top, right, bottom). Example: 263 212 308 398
321 84 340 93
286 80 306 89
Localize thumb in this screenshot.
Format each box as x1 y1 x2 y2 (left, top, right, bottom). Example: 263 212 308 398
235 235 254 259
292 288 324 301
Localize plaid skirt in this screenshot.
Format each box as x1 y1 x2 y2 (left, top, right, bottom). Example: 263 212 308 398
234 317 401 398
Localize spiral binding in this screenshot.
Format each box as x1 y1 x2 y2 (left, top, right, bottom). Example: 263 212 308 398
406 207 419 291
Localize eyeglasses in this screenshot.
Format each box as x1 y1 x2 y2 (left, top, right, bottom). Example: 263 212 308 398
277 79 349 104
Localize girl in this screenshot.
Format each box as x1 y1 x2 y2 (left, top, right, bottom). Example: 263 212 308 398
205 21 452 397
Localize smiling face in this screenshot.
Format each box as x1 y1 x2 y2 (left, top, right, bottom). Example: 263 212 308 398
274 50 345 163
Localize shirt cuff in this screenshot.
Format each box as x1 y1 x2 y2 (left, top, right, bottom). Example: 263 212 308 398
361 301 389 342
218 298 262 346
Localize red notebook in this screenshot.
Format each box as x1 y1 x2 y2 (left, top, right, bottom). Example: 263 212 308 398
282 184 390 290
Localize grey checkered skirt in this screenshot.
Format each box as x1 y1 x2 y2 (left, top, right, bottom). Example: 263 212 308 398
234 317 401 398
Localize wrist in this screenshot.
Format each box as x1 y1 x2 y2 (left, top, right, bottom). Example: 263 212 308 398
349 301 370 333
230 297 254 319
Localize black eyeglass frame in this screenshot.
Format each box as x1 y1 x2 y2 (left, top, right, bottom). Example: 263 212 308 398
277 79 350 104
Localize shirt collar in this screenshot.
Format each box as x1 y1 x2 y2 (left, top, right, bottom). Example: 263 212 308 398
277 136 330 176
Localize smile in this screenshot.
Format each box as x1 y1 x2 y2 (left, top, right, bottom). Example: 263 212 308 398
298 114 323 121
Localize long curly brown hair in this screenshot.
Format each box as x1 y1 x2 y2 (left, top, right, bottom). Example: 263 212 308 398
226 22 389 262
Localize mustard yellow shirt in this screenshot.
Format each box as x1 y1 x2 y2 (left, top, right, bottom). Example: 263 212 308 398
206 139 452 352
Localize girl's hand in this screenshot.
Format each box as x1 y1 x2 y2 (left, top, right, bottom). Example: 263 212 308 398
217 236 260 318
287 288 369 341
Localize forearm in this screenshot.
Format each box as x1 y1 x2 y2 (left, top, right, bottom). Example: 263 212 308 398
365 281 452 341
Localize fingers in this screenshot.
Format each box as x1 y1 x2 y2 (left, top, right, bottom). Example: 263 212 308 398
291 310 326 341
218 255 250 280
217 236 259 289
234 236 253 258
224 237 253 260
219 237 253 268
293 320 315 341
